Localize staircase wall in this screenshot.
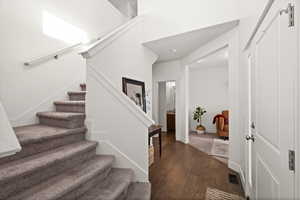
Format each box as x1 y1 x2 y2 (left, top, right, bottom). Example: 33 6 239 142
84 18 157 181
0 0 127 126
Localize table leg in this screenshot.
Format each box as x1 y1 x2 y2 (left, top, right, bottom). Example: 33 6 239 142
159 132 162 157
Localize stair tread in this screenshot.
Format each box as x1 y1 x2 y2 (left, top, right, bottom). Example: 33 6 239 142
79 168 133 200
0 141 97 184
126 182 151 200
54 101 85 105
37 111 85 120
68 91 86 95
14 124 86 145
8 155 114 200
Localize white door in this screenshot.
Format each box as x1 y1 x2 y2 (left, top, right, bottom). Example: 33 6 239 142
251 0 297 199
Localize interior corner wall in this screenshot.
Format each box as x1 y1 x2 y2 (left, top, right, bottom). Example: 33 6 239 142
0 0 127 126
189 64 229 133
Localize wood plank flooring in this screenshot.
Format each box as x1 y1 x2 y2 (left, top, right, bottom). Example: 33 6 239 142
150 133 244 200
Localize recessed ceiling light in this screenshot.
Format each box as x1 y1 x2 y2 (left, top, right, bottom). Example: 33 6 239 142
170 49 177 53
224 52 229 58
197 59 204 63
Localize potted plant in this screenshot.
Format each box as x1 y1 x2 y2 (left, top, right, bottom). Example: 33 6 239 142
193 106 207 134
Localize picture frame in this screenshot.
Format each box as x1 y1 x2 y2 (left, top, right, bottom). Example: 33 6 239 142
122 77 146 112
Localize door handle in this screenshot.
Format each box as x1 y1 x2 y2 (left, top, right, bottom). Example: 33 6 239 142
246 135 255 142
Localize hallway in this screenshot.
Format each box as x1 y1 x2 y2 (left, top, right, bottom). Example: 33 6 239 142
150 133 243 200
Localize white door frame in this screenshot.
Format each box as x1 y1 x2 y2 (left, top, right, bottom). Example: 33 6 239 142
184 45 229 144
244 52 253 198
296 0 300 198
181 28 243 184
153 80 178 132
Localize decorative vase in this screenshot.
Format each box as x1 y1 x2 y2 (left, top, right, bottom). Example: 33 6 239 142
196 125 206 134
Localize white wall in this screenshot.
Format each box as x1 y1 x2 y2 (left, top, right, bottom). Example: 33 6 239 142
166 82 176 112
87 20 157 117
156 81 176 132
189 64 229 133
152 60 188 142
158 82 167 132
0 101 21 157
152 60 181 123
139 0 240 42
83 19 158 181
0 0 127 126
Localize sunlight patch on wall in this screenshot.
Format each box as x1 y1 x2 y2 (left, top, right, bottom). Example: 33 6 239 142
43 11 89 44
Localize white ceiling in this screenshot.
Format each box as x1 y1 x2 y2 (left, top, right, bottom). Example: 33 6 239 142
190 47 229 70
143 20 238 63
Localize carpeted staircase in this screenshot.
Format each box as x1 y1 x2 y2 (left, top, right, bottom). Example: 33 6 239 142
0 83 150 200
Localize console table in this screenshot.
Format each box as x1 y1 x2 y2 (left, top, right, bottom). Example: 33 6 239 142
148 125 162 157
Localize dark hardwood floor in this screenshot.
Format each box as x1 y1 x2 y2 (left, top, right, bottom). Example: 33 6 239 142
150 132 244 200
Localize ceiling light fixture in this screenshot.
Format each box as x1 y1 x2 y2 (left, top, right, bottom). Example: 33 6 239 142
197 59 204 63
224 52 229 58
171 49 177 53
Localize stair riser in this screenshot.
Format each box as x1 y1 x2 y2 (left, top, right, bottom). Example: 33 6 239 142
69 94 85 101
58 167 112 200
39 117 85 129
0 133 85 165
55 104 85 113
0 148 96 200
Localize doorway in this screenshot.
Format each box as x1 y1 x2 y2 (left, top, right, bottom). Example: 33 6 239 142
187 47 230 164
157 81 176 135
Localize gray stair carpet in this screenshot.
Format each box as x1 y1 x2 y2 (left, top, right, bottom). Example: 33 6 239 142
126 183 151 200
68 91 86 101
79 168 133 200
37 111 86 129
0 83 150 200
7 155 115 200
54 100 85 113
0 125 86 164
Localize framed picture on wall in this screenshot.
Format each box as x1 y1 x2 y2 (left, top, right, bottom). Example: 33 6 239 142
122 77 146 112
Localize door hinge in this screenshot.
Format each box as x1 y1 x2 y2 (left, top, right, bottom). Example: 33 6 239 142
280 3 295 27
289 150 295 172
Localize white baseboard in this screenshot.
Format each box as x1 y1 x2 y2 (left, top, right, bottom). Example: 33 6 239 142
95 140 148 182
0 149 19 159
228 160 246 193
